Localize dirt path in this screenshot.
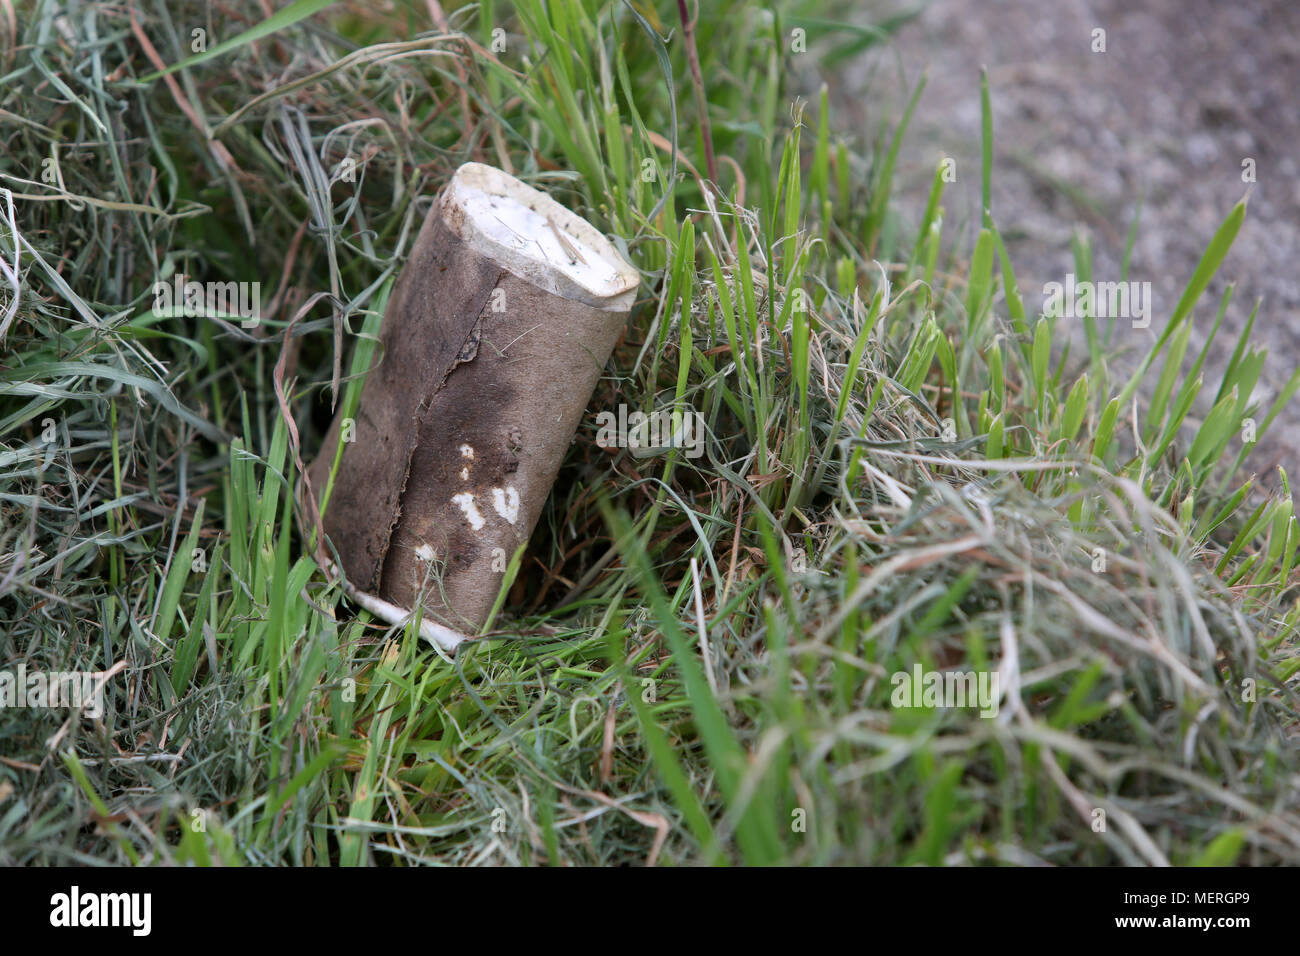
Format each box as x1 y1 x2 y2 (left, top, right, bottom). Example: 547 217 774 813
835 0 1300 485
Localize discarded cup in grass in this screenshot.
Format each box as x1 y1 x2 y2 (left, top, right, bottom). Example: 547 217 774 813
309 163 639 647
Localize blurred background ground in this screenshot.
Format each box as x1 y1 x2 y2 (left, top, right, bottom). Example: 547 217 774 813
834 0 1300 486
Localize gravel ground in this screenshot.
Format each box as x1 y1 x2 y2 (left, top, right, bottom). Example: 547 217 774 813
834 0 1300 486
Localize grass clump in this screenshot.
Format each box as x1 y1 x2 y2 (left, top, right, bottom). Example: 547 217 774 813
0 0 1297 866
